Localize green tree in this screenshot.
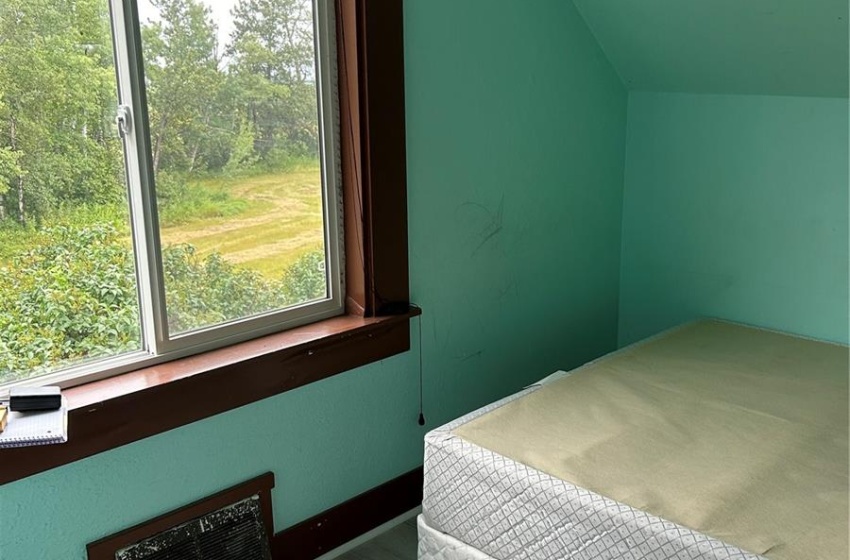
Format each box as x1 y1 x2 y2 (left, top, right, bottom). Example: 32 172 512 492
229 0 315 84
222 117 260 175
227 0 319 163
142 0 230 174
0 0 122 225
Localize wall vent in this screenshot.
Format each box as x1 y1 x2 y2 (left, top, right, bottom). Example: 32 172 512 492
88 473 275 560
116 496 270 560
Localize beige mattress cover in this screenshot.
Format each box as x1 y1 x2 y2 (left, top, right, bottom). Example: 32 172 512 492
453 321 849 560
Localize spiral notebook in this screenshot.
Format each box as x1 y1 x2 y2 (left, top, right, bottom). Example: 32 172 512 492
0 397 68 448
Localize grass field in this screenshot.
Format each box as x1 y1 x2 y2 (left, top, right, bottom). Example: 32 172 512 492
159 162 325 278
0 164 324 279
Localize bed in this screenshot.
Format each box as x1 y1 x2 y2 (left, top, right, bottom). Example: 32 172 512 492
418 320 848 560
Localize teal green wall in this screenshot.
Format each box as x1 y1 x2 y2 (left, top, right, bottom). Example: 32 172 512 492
619 92 849 346
572 0 849 98
0 2 627 558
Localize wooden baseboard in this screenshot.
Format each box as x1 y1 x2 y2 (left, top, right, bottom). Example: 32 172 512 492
272 467 423 559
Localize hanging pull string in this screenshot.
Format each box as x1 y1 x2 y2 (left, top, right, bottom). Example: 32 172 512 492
410 303 425 426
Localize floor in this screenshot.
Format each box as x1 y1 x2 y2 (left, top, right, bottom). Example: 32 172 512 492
335 517 418 560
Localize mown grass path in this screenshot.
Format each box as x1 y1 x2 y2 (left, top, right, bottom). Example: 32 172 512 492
160 164 324 279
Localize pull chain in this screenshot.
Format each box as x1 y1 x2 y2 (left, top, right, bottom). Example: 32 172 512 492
413 305 425 426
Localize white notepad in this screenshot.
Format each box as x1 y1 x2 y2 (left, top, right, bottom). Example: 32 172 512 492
0 397 68 448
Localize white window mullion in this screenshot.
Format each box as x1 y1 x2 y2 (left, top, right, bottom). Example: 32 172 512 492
315 0 345 312
110 0 170 356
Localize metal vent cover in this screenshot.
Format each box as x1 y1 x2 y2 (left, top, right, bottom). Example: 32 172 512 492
115 496 271 560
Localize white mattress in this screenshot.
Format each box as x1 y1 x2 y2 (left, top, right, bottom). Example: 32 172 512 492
419 515 496 560
421 384 766 560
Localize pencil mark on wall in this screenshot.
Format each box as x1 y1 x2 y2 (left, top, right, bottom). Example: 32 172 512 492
455 349 483 362
472 196 504 256
498 278 519 301
474 224 502 256
457 195 506 257
430 308 454 350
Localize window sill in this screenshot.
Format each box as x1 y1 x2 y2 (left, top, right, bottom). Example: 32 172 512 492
0 308 420 486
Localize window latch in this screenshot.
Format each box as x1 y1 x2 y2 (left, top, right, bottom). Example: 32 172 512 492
116 105 132 139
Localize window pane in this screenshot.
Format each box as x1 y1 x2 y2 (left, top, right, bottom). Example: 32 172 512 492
0 0 142 383
138 0 329 336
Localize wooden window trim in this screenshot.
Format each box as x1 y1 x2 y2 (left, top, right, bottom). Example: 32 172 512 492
339 0 409 316
0 0 410 486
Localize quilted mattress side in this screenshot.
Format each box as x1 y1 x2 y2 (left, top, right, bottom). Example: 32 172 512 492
422 390 766 560
419 514 496 560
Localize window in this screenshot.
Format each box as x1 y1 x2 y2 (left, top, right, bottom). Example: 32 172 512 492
0 0 342 387
1 0 410 485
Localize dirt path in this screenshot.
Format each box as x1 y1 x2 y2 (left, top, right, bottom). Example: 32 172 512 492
159 165 325 279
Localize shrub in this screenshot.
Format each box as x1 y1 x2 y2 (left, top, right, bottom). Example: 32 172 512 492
0 224 140 380
163 245 288 333
281 248 326 305
0 225 330 382
155 171 248 227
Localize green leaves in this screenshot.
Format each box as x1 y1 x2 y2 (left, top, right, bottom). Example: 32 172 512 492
142 0 321 175
0 0 122 224
144 0 227 174
280 248 326 305
226 0 319 164
0 220 326 382
163 243 326 334
229 0 315 86
0 0 322 222
0 148 21 195
0 223 140 380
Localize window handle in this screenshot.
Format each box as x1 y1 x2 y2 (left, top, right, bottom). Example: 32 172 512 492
116 105 133 139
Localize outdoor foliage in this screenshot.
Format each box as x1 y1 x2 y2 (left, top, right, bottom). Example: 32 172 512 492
280 248 326 305
155 171 249 225
0 0 328 381
0 0 319 224
164 244 325 334
0 223 326 381
0 0 124 225
0 224 140 378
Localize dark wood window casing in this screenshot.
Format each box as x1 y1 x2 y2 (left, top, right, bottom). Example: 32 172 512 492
0 0 412 486
338 0 409 316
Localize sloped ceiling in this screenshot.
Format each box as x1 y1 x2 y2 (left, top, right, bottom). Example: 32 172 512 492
571 0 849 97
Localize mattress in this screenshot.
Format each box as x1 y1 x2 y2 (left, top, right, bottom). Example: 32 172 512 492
418 514 495 560
421 320 848 560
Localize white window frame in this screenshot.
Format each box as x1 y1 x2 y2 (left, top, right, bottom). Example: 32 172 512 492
2 0 343 390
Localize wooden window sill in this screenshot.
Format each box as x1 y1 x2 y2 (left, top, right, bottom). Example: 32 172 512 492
0 308 420 486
